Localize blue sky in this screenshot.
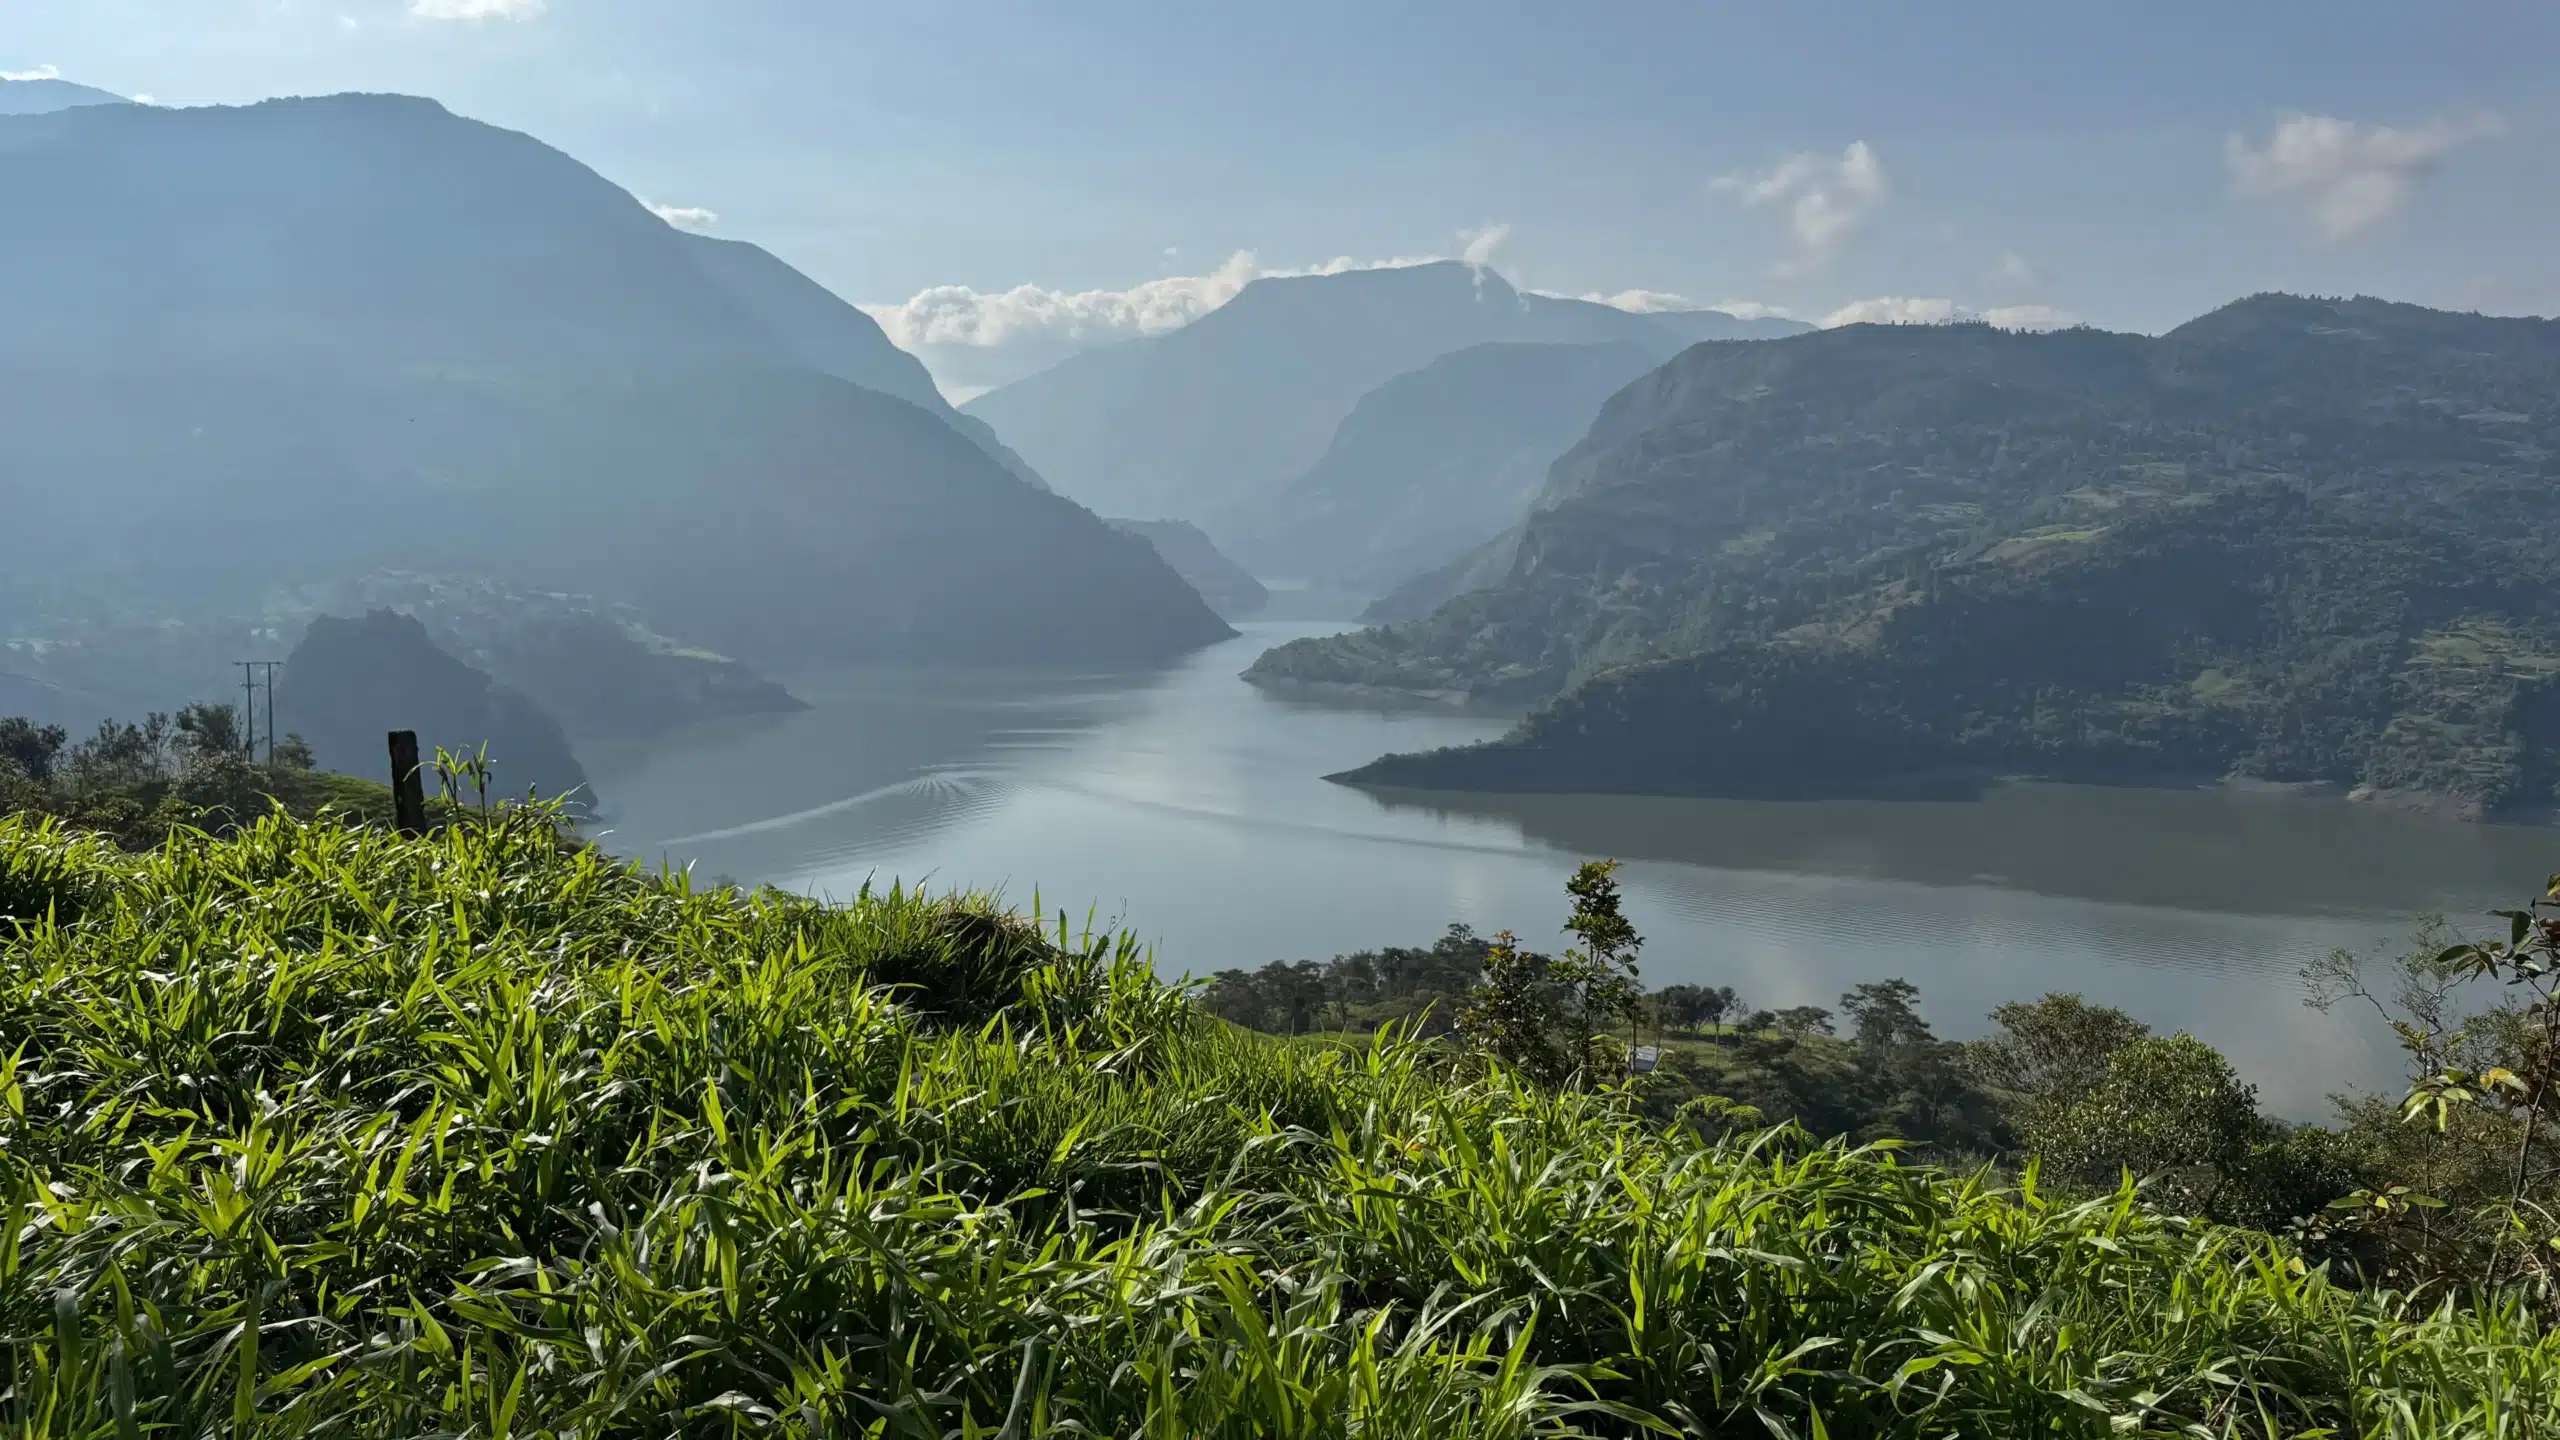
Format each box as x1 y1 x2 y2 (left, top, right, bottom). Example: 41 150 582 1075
8 0 2553 396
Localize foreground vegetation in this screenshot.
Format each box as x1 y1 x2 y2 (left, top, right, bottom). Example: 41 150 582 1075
1 813 2557 1434
1 705 405 847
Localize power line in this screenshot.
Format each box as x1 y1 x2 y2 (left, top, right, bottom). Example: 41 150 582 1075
235 660 282 764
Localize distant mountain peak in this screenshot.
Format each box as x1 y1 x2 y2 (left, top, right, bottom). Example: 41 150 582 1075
964 257 1796 524
0 75 130 116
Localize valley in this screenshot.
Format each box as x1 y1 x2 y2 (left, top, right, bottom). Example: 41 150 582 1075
8 27 2560 1430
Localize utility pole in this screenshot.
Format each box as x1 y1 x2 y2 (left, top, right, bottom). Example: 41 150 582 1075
235 660 283 764
239 661 258 761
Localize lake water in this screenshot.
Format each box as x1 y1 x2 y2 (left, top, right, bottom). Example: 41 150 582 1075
587 621 2560 1117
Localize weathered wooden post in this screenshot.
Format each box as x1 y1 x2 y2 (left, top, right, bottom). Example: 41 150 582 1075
388 730 427 836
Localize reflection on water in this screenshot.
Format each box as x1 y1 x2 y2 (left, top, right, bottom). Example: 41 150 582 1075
588 622 2560 1117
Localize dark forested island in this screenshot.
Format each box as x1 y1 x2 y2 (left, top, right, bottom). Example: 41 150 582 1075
1257 296 2560 819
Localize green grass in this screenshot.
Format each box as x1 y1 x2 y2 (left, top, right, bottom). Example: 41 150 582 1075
0 812 2555 1435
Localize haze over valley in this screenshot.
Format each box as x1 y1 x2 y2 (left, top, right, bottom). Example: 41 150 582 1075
10 11 2560 1427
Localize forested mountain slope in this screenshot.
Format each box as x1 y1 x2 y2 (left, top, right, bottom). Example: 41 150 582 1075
1265 297 2560 815
0 94 1227 664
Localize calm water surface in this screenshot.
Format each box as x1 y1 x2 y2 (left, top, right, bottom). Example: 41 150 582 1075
588 622 2560 1116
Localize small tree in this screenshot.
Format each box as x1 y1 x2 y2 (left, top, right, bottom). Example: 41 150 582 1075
0 717 68 785
1561 859 1645 1054
1771 1005 1834 1037
1655 983 1742 1034
173 703 244 766
2024 1034 2264 1218
1456 929 1580 1088
1456 860 1649 1090
1970 992 2152 1101
2311 899 2560 1297
1841 978 1931 1055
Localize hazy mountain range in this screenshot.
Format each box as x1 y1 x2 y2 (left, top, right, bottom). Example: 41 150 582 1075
0 77 127 116
1109 520 1269 619
0 93 1228 667
1230 340 1673 593
1265 297 2560 819
963 261 1805 529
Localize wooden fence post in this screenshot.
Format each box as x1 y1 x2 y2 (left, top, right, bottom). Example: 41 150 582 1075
388 730 427 837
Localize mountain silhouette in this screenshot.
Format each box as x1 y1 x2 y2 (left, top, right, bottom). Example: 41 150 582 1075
675 231 1049 489
1109 520 1268 619
0 94 1228 664
1232 340 1669 595
0 77 127 116
962 261 1804 528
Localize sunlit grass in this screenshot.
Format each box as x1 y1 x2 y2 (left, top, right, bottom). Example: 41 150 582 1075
0 809 2552 1435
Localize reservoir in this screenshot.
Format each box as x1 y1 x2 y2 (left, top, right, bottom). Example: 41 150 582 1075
588 622 2560 1117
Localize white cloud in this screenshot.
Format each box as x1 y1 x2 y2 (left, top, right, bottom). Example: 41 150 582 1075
1713 141 1889 271
1977 303 2079 330
1992 250 2043 287
1569 289 1799 322
1579 288 1704 314
865 231 1491 394
646 201 719 232
1819 297 2079 330
1456 222 1513 269
2 64 61 81
871 250 1318 353
1821 296 1956 328
1703 298 1799 322
2226 112 2503 241
410 0 547 20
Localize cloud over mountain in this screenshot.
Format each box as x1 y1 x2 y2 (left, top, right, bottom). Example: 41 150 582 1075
646 201 720 232
865 239 1489 396
2227 112 2503 241
1713 141 1889 272
1819 296 2078 330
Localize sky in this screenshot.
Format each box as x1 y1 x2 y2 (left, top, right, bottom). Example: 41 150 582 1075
7 0 2555 398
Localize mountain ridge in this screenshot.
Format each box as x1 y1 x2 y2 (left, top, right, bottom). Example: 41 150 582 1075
961 260 1805 527
0 93 1231 666
1265 296 2560 817
1231 339 1670 595
0 77 127 116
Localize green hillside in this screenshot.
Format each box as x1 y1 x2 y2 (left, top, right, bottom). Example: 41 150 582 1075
0 810 2554 1433
1259 298 2560 814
